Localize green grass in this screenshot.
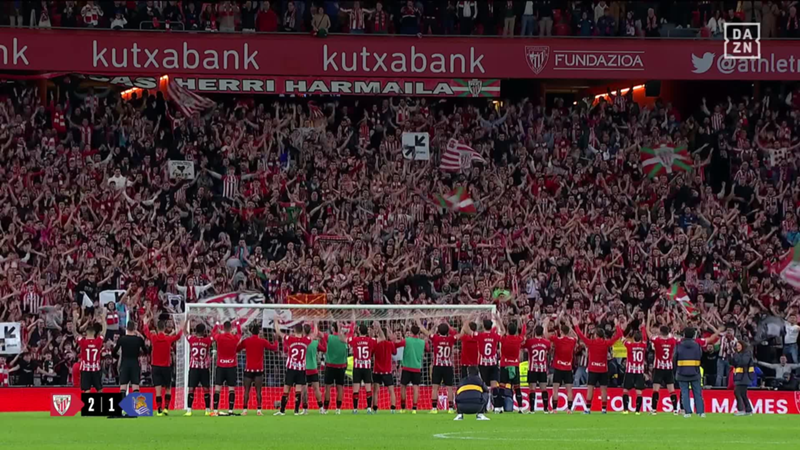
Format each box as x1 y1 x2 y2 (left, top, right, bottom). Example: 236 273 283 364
0 411 797 450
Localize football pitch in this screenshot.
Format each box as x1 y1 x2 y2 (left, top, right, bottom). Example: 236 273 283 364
0 412 796 450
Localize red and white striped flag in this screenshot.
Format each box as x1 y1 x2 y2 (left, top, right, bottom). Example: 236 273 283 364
440 139 485 172
775 242 800 290
167 79 216 117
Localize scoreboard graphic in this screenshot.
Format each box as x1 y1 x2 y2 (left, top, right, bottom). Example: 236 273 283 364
50 393 153 418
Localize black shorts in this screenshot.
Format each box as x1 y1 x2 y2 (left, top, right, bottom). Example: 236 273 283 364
478 365 499 383
285 369 306 386
152 365 172 388
461 365 478 379
623 373 646 390
374 373 394 387
81 370 103 392
119 361 141 385
400 370 422 386
324 367 346 386
499 366 521 385
243 370 264 381
215 367 238 386
432 366 455 386
528 371 547 385
188 368 211 388
353 368 373 384
652 369 675 386
552 369 574 385
306 373 320 384
587 371 609 387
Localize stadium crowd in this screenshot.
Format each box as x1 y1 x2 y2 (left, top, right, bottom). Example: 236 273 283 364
0 71 799 391
4 1 800 38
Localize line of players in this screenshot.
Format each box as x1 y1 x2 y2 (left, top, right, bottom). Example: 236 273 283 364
75 310 722 416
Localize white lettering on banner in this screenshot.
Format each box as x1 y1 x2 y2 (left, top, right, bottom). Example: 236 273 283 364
716 52 800 75
87 76 158 89
0 38 29 66
322 45 485 75
711 397 788 414
92 41 259 71
553 51 644 71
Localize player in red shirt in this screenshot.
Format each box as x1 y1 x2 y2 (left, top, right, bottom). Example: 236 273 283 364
143 315 184 416
549 322 577 413
348 322 378 414
500 320 526 414
184 321 212 416
237 323 278 416
74 309 106 393
475 316 504 412
524 321 552 413
458 321 479 378
649 324 679 416
371 326 397 413
275 321 316 415
426 321 466 414
572 317 622 414
211 320 241 416
621 326 648 415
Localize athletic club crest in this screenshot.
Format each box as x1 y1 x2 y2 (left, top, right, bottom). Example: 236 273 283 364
525 46 550 75
468 79 483 97
794 392 800 413
52 395 71 416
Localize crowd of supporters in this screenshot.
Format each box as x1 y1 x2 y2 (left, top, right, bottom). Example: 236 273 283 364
2 69 800 389
3 1 800 38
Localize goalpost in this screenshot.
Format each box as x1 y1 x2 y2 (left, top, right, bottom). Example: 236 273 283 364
175 304 496 412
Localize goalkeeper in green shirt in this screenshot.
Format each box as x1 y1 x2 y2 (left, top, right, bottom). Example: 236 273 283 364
395 319 428 414
322 322 348 415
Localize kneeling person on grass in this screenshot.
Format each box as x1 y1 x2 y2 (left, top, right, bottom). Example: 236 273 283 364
454 366 490 421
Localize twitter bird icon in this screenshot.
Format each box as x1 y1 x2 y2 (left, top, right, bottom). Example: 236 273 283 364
692 53 715 74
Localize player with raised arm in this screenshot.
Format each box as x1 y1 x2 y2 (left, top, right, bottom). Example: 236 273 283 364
322 322 348 415
621 321 648 415
184 321 212 416
237 323 278 416
523 318 552 413
648 312 679 415
572 316 622 414
348 321 378 414
499 319 526 414
303 324 327 415
143 313 184 416
114 320 147 397
476 314 503 412
550 319 577 414
395 319 427 414
428 320 464 414
74 307 107 393
459 318 479 379
275 322 316 416
210 320 241 416
372 325 397 413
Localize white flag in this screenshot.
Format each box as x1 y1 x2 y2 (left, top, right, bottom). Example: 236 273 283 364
402 132 430 160
168 160 195 180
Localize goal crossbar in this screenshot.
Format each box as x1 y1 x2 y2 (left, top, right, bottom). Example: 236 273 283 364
185 304 496 311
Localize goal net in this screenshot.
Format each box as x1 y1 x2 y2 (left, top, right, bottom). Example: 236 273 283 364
174 304 495 412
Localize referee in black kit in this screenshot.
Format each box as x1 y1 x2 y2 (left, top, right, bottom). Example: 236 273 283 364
114 320 148 395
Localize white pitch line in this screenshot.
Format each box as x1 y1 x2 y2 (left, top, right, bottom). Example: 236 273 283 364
432 431 793 445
